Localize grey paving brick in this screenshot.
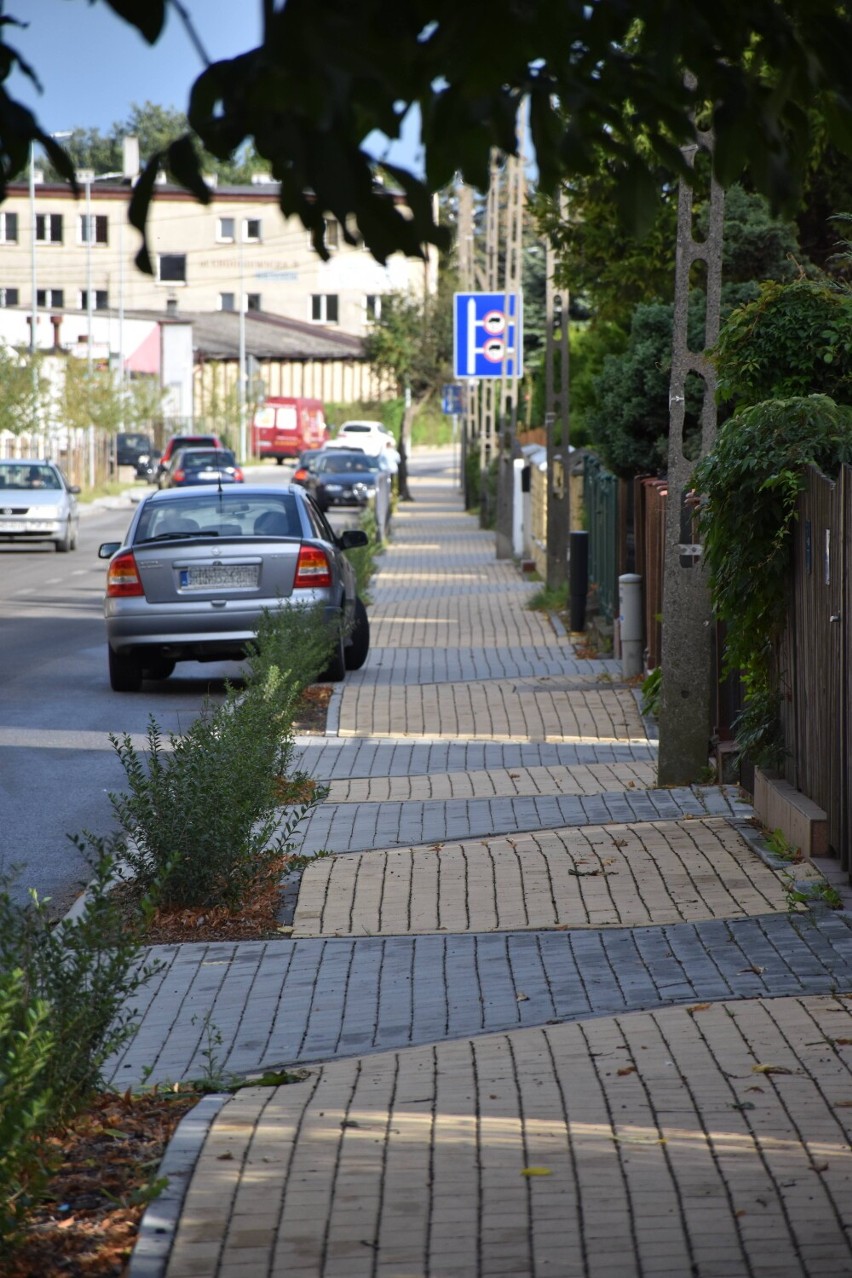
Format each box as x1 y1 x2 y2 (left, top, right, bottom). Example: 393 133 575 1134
109 912 852 1087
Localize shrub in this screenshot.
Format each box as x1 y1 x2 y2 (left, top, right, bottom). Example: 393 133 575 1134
0 968 55 1244
109 606 333 909
0 840 159 1112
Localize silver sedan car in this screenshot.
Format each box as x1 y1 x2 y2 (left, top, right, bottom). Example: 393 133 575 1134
98 484 370 691
0 458 80 551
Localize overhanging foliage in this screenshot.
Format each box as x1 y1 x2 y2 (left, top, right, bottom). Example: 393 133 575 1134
4 1 852 270
693 395 852 764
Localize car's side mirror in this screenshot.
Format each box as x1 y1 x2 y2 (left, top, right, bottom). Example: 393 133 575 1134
338 529 369 550
98 542 121 559
69 484 81 494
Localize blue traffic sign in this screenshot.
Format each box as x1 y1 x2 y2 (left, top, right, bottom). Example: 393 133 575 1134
453 292 523 379
442 383 463 415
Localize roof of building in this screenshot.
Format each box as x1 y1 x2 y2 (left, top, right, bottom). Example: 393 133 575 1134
184 310 365 361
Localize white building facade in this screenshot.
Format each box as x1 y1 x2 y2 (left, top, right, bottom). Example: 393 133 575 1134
0 168 436 343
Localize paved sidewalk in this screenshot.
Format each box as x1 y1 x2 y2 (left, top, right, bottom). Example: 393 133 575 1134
125 449 852 1278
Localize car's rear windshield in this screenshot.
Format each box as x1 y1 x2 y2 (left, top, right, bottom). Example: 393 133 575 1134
319 453 379 473
135 493 302 541
177 450 236 468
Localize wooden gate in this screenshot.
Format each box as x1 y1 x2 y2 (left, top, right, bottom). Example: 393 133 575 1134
782 466 850 870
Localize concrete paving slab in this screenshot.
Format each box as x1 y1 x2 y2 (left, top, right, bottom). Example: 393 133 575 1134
336 675 647 742
157 995 852 1278
292 817 826 936
322 762 657 802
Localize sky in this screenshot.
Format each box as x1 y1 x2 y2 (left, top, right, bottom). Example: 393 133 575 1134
9 0 422 168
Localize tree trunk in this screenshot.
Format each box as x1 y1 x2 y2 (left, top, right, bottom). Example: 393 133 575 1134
397 396 416 502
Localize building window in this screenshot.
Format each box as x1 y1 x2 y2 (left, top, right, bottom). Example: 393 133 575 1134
0 213 18 244
0 287 19 306
219 292 235 311
247 293 261 312
365 294 381 321
79 289 108 311
217 217 235 243
244 218 262 242
36 288 64 308
158 254 187 284
310 294 339 324
309 218 340 251
79 214 108 245
35 214 63 244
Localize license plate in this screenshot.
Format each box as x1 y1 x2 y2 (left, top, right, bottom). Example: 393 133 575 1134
0 520 19 532
179 563 259 589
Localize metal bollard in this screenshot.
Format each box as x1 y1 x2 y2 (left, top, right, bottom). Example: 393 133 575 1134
618 573 643 677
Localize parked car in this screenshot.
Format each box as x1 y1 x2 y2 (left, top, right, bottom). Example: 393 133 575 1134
155 433 224 484
292 448 328 488
98 484 370 691
161 447 244 488
308 448 392 513
334 420 400 473
0 458 80 552
116 432 155 477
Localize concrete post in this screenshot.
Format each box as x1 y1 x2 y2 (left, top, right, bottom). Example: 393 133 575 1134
657 90 725 785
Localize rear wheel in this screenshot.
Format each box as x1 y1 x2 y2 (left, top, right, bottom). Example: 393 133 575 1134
109 647 143 692
345 596 370 671
320 616 346 682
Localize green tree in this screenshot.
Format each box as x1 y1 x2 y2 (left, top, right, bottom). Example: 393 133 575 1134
581 187 806 476
0 349 50 435
714 277 852 408
4 1 852 269
52 103 266 184
363 281 454 496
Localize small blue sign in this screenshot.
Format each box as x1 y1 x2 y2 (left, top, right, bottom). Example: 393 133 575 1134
453 292 522 379
442 383 463 415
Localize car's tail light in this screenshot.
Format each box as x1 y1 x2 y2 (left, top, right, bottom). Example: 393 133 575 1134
294 544 332 588
106 551 144 597
172 469 185 483
234 467 244 482
293 467 307 482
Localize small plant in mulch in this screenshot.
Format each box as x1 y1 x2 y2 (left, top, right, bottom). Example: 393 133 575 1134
2 1088 200 1278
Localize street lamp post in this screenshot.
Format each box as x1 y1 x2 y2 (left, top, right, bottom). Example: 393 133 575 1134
78 170 123 373
238 219 247 463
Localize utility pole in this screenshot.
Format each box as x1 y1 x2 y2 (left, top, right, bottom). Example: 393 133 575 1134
657 89 725 784
456 181 476 503
494 106 527 559
544 188 571 591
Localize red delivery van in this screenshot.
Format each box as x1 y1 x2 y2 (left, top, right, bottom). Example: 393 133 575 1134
251 397 329 462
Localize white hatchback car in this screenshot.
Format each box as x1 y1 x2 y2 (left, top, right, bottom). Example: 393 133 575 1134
335 420 400 473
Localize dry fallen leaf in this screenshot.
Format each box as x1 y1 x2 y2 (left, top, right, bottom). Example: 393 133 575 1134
521 1167 552 1177
516 992 530 1002
687 1003 712 1015
833 1038 852 1046
617 1066 637 1077
833 1100 852 1108
738 965 765 975
752 1064 794 1076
